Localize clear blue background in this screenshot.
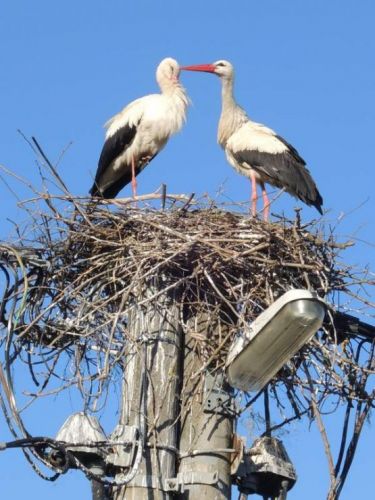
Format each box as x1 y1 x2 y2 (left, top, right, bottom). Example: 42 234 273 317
0 1 374 498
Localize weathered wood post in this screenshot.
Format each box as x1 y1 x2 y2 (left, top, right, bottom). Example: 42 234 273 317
112 284 183 500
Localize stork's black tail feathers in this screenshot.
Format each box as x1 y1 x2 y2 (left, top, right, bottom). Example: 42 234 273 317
311 189 323 215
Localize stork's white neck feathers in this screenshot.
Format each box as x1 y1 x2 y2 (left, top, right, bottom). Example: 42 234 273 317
158 74 185 95
218 75 247 147
156 58 190 132
105 59 189 138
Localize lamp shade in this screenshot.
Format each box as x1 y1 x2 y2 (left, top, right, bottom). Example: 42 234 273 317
226 290 326 391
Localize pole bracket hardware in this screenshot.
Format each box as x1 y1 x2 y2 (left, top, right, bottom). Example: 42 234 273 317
165 470 219 492
106 424 139 468
119 471 218 492
204 372 236 417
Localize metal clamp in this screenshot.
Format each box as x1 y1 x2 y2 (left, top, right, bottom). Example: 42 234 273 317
106 425 139 468
166 470 219 493
118 471 218 493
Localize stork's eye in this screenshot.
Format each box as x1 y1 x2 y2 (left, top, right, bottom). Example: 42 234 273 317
216 62 225 67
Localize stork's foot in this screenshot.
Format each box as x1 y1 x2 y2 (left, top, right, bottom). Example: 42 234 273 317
263 205 270 222
250 206 257 218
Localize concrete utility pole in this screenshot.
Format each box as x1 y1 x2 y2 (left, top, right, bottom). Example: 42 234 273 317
110 293 235 500
178 314 234 499
112 286 183 500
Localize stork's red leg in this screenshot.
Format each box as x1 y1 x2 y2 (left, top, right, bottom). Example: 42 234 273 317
131 155 137 198
261 183 270 221
249 171 258 217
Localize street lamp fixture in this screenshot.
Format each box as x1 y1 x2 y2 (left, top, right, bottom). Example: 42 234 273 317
226 289 326 392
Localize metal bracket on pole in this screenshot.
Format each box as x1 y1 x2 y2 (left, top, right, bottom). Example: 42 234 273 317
106 424 139 468
165 470 219 493
117 470 219 493
203 372 236 417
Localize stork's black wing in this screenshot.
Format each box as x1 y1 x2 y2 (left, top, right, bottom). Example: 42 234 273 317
89 123 137 197
233 137 323 214
275 134 306 165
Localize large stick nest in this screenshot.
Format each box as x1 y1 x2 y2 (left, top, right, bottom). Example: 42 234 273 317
2 199 344 351
0 191 374 437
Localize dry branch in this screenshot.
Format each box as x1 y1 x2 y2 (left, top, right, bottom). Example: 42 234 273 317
0 184 374 496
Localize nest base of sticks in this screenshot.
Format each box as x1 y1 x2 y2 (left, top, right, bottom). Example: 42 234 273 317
1 194 374 495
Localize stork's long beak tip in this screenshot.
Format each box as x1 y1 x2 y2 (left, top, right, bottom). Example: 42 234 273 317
180 64 216 73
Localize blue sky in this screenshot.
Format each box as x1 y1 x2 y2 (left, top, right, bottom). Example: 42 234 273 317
0 1 374 498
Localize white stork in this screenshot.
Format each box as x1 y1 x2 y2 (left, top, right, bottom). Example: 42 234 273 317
181 60 323 220
90 57 189 198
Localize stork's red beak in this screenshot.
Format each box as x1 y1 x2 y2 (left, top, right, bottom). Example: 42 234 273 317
180 64 216 73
